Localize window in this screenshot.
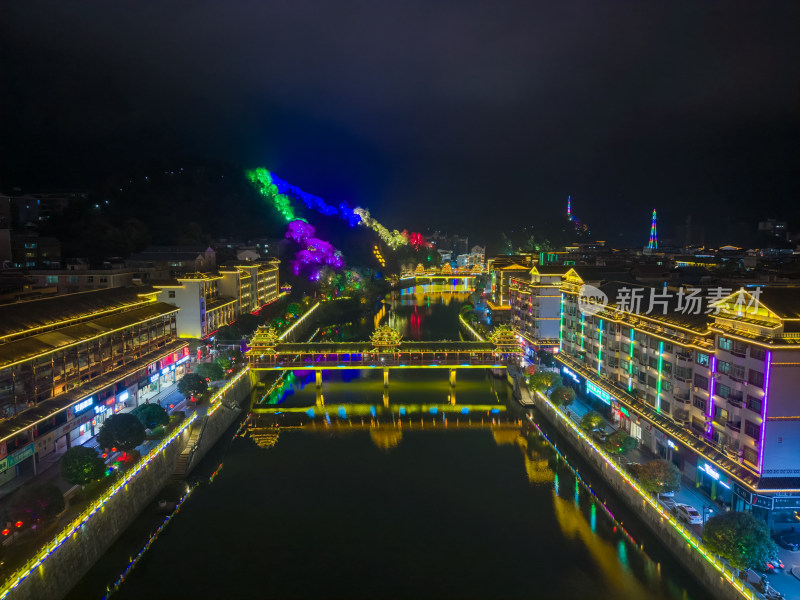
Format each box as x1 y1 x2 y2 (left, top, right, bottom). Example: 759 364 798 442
718 337 733 352
744 420 760 441
648 375 657 389
743 446 757 466
662 380 672 392
748 370 764 388
45 275 58 284
99 277 107 283
732 364 746 381
693 396 707 411
714 406 728 421
694 374 708 390
696 353 709 367
168 291 176 299
676 366 692 380
662 361 672 376
622 343 630 354
661 400 670 414
746 395 762 414
717 361 731 375
751 346 766 361
716 384 730 399
87 276 94 283
664 343 673 354
691 416 706 432
649 357 658 369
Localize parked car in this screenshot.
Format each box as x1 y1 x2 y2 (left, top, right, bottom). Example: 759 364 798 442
675 503 702 525
775 532 800 551
658 495 677 511
763 557 785 572
592 429 609 444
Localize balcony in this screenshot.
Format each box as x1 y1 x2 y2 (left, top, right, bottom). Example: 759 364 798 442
726 421 741 433
674 392 691 404
726 393 743 408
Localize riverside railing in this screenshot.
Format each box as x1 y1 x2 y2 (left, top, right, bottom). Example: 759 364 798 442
0 411 198 600
534 389 761 600
0 361 255 599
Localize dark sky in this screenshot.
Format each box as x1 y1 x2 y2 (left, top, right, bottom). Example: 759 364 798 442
1 1 798 245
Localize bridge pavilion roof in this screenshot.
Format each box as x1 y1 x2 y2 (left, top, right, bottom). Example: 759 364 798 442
272 341 496 353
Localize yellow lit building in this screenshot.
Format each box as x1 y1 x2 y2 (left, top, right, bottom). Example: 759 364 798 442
0 287 188 485
156 260 280 339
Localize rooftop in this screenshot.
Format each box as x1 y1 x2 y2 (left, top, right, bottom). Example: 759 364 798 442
0 287 158 342
0 302 180 368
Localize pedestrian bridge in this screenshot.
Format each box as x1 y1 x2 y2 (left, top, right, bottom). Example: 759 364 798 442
247 325 521 380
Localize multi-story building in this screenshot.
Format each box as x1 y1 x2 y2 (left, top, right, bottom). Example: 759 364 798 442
156 260 280 339
509 267 565 358
0 287 188 485
29 268 135 295
513 267 800 524
126 245 216 277
0 231 61 269
486 255 535 323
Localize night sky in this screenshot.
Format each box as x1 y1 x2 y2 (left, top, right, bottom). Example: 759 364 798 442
1 1 798 245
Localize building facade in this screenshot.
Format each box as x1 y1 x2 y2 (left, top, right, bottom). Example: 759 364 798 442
156 260 280 339
0 287 188 486
512 267 800 523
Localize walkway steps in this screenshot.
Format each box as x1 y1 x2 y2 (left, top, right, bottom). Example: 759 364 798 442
172 423 204 478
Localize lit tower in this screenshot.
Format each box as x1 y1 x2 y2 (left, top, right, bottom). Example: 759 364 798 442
567 196 572 220
648 209 658 249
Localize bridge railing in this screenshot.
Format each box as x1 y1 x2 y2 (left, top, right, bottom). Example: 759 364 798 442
249 355 507 369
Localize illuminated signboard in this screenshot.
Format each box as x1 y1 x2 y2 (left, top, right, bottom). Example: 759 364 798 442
561 367 580 384
700 463 719 480
667 440 678 450
700 462 730 488
150 374 160 383
94 405 108 415
586 381 612 405
117 391 129 403
176 356 190 366
74 397 94 414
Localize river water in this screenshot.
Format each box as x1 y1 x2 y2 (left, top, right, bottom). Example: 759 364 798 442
67 287 710 600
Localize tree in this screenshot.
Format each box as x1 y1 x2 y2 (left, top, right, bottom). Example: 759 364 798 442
215 324 242 343
499 232 514 255
236 313 262 336
60 446 106 485
581 411 605 431
536 349 555 368
132 403 169 429
285 302 302 319
178 373 207 398
216 349 242 370
703 511 777 571
196 362 224 381
97 413 146 452
635 459 681 495
550 385 576 407
529 371 562 394
606 430 638 454
11 484 65 524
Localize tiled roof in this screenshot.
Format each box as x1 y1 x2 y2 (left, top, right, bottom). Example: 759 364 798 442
0 302 179 368
0 287 156 341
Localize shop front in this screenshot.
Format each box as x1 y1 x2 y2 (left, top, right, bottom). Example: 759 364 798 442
696 459 733 508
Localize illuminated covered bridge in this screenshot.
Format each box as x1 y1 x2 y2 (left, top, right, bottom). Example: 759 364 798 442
247 325 521 385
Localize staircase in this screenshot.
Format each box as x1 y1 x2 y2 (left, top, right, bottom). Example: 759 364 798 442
172 420 205 478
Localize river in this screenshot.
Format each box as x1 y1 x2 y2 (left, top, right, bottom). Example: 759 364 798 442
66 287 710 600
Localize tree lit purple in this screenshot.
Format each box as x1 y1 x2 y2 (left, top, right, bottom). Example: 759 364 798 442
285 220 345 279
